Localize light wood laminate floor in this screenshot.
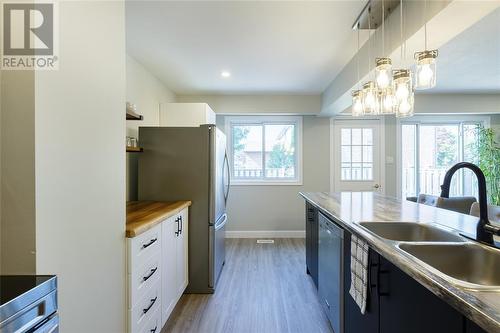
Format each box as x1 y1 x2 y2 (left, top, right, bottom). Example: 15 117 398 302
162 238 332 333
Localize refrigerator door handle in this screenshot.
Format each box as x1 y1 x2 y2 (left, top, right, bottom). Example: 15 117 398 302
223 152 230 202
215 214 228 231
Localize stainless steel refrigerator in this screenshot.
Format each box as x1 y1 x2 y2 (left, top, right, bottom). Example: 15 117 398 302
138 125 230 293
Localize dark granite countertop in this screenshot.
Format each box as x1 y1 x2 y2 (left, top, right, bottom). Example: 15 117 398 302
300 191 500 333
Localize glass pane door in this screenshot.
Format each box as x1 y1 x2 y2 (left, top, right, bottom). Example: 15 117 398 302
334 120 381 192
419 125 460 196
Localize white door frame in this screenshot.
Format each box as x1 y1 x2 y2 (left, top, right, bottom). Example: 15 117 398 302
330 116 386 194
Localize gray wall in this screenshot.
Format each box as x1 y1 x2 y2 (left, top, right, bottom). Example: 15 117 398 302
177 94 321 115
35 2 126 331
217 115 330 232
1 70 36 274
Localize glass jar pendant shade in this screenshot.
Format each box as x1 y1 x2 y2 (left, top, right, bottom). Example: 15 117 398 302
379 87 396 114
362 81 379 115
414 50 438 89
351 90 364 117
375 58 392 89
393 69 414 117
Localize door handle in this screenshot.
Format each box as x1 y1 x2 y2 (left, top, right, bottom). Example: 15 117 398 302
378 268 390 296
175 217 181 236
223 152 230 202
142 238 157 249
143 267 158 282
179 216 183 234
373 184 381 189
142 296 158 314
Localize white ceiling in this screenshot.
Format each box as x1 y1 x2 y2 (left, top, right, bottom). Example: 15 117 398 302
421 7 500 94
125 1 366 95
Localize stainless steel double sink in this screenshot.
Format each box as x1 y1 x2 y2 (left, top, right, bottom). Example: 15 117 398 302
358 222 500 291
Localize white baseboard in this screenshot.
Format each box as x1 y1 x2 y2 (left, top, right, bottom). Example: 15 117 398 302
225 230 305 238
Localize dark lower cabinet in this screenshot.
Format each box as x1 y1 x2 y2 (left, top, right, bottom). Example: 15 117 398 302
378 256 463 333
343 230 475 333
305 202 319 288
466 319 489 333
344 232 379 333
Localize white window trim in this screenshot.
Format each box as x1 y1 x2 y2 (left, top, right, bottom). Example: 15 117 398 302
396 115 491 199
225 115 303 186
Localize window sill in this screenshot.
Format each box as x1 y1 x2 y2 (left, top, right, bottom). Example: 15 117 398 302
231 180 303 186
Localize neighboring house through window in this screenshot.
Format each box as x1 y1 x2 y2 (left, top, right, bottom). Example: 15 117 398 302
226 116 302 185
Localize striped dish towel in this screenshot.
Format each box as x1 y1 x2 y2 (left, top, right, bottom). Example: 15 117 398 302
349 234 369 314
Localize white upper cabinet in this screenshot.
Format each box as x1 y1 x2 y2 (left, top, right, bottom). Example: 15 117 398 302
159 103 216 127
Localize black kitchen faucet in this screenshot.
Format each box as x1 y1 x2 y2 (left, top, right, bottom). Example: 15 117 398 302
440 162 500 245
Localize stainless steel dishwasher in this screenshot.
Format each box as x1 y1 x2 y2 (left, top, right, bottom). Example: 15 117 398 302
318 212 344 333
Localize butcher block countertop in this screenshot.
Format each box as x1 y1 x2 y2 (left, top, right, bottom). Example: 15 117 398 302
126 201 191 238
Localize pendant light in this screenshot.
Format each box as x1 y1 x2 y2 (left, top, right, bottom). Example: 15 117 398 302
375 0 393 91
379 86 397 114
362 81 379 115
362 7 380 115
352 24 364 117
352 90 364 116
394 69 414 117
394 0 414 118
414 0 438 89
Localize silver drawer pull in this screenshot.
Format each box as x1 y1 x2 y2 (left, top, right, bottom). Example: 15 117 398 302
142 296 158 314
142 238 157 249
325 299 330 309
143 267 158 282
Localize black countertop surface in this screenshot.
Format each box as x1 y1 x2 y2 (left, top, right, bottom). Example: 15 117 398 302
0 275 55 306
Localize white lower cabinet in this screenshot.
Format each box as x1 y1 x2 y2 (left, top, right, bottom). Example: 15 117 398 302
127 207 189 333
161 209 189 326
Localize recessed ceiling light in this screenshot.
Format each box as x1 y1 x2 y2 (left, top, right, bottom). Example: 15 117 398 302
221 71 231 78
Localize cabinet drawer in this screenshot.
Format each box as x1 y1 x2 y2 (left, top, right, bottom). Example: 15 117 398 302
128 251 161 309
128 278 161 333
141 306 161 333
128 224 162 273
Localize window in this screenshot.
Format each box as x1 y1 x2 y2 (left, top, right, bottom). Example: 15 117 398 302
400 117 488 199
226 116 302 185
340 128 373 181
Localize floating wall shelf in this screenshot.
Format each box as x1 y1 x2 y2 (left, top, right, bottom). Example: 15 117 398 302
126 147 143 153
126 111 143 120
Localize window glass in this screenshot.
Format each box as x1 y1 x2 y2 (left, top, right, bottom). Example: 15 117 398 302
341 127 374 181
232 125 263 179
264 124 296 178
401 121 481 199
229 117 301 183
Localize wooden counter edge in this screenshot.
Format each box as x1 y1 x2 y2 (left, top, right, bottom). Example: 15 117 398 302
126 200 192 238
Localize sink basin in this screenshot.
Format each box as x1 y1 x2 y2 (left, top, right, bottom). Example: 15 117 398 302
358 222 465 242
399 243 500 289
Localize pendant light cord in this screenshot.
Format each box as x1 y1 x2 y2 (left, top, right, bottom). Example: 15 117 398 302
368 6 371 73
357 23 360 88
382 0 385 56
424 0 428 50
400 0 403 61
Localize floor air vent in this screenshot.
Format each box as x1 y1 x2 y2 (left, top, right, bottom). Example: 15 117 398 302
257 239 275 244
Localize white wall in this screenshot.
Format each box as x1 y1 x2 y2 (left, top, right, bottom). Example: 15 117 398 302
126 55 176 137
35 2 126 332
215 117 329 235
0 70 36 274
126 55 176 200
178 94 330 235
177 94 321 115
321 1 500 115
